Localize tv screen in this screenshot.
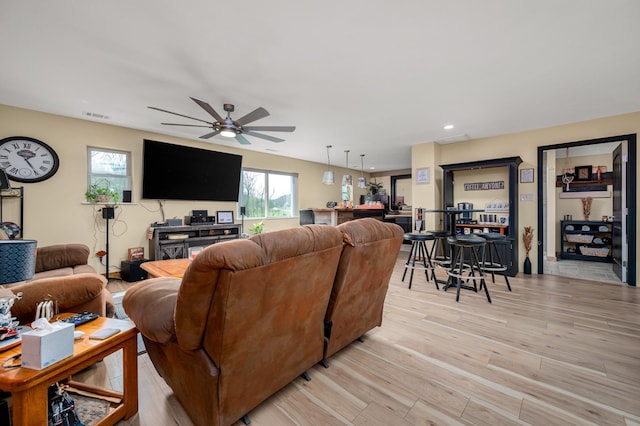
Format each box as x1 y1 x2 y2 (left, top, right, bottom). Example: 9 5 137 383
142 139 243 202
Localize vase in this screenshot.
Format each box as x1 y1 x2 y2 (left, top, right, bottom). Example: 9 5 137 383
523 256 532 275
584 215 589 221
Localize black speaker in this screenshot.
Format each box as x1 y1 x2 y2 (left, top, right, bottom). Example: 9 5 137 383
120 260 148 282
122 190 132 203
102 207 115 219
240 206 246 215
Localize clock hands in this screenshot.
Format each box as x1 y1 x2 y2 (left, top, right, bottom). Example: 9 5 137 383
16 149 38 176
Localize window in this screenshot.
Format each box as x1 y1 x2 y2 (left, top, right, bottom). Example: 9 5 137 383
240 169 297 218
87 147 131 196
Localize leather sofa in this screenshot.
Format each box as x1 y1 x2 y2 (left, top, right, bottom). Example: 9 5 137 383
0 230 115 324
123 219 403 426
324 218 404 359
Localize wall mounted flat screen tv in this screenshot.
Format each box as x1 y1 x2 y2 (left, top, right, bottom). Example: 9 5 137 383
142 139 243 202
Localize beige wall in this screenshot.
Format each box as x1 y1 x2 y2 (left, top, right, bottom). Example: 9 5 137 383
411 111 640 283
0 105 367 273
2 105 637 283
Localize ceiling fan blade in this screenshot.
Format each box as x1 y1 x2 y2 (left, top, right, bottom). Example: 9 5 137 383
235 134 251 145
190 97 224 122
199 130 220 139
148 106 212 125
161 123 212 128
236 107 270 126
244 131 286 143
243 125 296 132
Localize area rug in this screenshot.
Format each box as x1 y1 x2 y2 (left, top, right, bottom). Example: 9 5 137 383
111 291 146 355
73 393 111 426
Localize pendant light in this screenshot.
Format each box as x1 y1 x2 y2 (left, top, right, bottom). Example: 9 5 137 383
342 150 352 186
322 145 335 185
357 154 367 188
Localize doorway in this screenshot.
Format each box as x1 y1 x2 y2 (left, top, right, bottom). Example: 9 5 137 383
536 134 637 286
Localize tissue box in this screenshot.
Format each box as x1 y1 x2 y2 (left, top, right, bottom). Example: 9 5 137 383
21 322 74 370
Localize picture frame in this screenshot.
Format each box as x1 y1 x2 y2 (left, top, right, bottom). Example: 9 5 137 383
575 165 592 181
520 168 534 183
415 167 430 184
216 211 234 224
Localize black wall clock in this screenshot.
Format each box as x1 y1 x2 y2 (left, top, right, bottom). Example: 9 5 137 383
0 136 60 183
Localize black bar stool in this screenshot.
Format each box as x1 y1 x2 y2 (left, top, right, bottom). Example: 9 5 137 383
428 230 451 268
402 232 438 290
478 233 511 291
445 235 491 303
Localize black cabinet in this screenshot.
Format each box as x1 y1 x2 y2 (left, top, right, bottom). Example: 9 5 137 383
560 220 612 263
149 223 241 260
384 215 412 232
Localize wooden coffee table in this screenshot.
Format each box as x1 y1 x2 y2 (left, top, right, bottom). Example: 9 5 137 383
141 258 191 278
0 315 138 426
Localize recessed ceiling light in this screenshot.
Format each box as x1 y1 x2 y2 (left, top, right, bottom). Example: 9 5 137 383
443 124 455 130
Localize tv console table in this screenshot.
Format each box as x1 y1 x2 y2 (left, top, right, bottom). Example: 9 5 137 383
148 223 240 260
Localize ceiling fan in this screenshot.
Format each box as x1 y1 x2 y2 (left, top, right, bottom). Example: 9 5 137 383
148 97 295 145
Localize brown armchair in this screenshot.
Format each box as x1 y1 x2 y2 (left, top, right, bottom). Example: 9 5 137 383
123 225 344 426
323 218 404 360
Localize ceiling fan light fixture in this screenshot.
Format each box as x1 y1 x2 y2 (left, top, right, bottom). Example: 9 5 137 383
220 128 237 138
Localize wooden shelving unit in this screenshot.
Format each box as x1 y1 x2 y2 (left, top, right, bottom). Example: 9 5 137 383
455 224 508 235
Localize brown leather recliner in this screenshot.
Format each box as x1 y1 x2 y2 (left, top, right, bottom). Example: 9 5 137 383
0 234 115 323
123 225 344 426
323 218 404 360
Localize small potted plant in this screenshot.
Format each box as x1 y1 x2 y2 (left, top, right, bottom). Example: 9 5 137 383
366 181 384 202
85 179 119 204
249 221 265 234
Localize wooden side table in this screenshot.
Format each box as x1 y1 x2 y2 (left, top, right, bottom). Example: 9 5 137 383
140 258 191 278
0 316 138 426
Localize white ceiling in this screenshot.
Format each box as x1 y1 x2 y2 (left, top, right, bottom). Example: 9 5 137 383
1 1 639 172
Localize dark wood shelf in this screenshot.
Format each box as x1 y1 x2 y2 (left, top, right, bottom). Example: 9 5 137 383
560 220 612 263
555 178 613 188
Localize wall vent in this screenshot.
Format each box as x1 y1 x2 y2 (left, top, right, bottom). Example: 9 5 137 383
83 111 110 120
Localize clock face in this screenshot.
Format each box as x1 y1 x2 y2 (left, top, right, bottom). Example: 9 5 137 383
0 136 60 183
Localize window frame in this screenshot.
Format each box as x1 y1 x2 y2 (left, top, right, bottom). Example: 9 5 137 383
239 168 298 219
87 146 132 195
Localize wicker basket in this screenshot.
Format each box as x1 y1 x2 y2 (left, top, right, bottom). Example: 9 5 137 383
566 234 594 243
579 246 609 257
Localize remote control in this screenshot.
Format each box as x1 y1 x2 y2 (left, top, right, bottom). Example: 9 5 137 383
61 311 99 326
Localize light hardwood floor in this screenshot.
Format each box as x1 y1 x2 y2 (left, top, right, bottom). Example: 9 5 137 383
90 254 640 426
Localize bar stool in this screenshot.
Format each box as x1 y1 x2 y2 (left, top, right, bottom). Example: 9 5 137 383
402 232 438 290
477 233 511 291
445 235 491 303
428 230 451 268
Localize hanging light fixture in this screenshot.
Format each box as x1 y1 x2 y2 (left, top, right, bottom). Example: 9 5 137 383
322 145 335 185
357 154 367 188
342 150 351 186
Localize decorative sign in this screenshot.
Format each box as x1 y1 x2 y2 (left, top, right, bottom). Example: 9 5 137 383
464 181 504 191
